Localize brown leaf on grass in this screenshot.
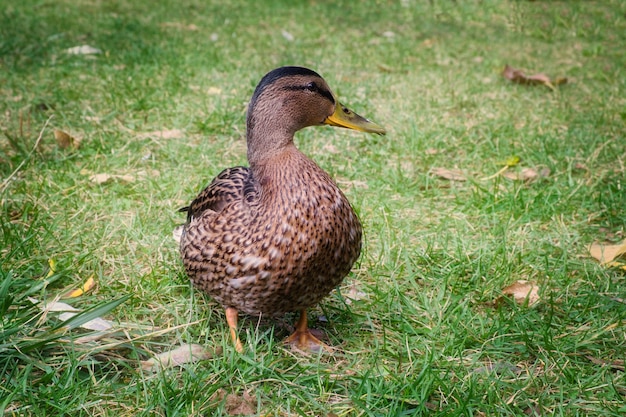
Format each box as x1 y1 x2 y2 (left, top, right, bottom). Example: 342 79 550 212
588 240 626 270
211 389 256 416
502 168 537 181
502 64 567 90
84 169 158 185
136 129 184 140
207 86 222 95
344 283 368 305
89 173 136 184
501 280 540 306
65 45 102 55
140 344 221 372
502 166 551 182
431 167 466 181
54 129 81 149
136 169 161 179
585 355 625 371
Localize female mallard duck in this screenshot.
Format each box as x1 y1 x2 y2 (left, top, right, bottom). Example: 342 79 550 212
180 66 385 352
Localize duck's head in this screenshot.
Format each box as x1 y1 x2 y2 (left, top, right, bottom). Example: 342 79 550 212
246 66 385 164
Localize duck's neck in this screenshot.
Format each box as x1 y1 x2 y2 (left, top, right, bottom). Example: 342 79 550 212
246 122 297 167
248 143 319 197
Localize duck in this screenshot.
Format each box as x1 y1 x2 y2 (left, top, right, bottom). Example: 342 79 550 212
180 66 385 352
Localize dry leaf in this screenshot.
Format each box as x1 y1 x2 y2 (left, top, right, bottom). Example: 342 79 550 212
211 389 257 416
588 240 626 270
585 355 625 371
210 389 257 415
344 284 367 305
135 169 161 179
36 300 79 313
89 173 136 184
62 275 96 298
501 280 540 306
140 344 219 372
58 312 113 331
90 173 113 184
65 45 102 55
207 86 222 95
136 129 184 140
431 167 466 181
281 30 294 42
31 298 114 331
502 64 567 90
54 129 81 149
502 167 539 181
539 167 551 178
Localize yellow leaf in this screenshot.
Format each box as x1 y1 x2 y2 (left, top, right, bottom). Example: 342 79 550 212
46 258 57 278
62 275 96 298
502 155 521 167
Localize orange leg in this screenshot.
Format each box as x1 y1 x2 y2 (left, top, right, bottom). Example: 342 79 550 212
284 309 328 352
225 307 243 353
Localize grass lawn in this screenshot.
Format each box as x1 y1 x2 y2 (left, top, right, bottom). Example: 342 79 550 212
1 0 625 415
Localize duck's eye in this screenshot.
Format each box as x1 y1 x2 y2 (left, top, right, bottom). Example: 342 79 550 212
305 82 317 92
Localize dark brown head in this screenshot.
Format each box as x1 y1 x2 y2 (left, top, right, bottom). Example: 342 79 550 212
246 66 385 165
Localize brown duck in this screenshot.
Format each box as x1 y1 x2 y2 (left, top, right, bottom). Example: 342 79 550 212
180 66 385 351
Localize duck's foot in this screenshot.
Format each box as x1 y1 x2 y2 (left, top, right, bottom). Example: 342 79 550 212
225 307 243 353
284 310 329 353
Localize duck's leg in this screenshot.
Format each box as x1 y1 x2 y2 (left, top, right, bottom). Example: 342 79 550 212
284 309 327 352
225 307 243 352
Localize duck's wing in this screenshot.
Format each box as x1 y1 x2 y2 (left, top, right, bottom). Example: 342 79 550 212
179 166 251 222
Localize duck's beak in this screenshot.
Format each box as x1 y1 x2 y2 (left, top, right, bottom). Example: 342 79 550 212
324 101 386 135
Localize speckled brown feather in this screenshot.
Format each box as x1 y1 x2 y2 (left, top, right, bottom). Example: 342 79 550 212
181 149 361 315
180 66 369 320
180 166 251 222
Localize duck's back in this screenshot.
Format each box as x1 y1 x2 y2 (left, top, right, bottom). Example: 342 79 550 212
180 149 362 316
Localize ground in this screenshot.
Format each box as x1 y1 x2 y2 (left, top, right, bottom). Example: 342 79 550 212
1 0 625 415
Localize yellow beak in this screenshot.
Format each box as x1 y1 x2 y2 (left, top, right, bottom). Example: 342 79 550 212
324 102 386 135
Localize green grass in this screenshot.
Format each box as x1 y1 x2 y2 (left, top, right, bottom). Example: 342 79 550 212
1 0 625 415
